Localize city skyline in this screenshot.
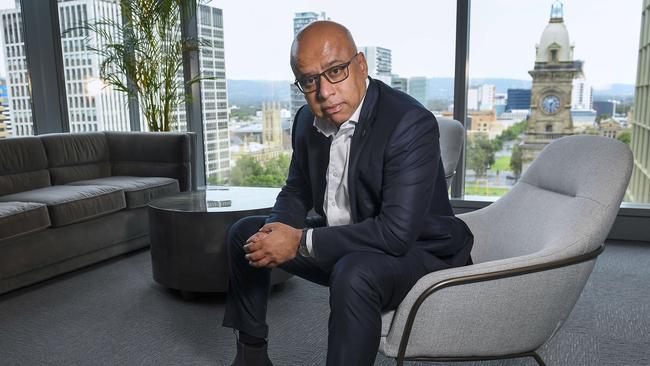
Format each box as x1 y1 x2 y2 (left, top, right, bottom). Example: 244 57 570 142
0 1 642 88
203 0 640 88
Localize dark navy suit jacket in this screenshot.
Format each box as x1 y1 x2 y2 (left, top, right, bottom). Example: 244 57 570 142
267 78 473 270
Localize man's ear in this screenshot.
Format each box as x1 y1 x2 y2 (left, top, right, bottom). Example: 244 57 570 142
357 52 369 78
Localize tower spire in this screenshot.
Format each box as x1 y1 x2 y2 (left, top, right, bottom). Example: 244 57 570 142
550 1 564 21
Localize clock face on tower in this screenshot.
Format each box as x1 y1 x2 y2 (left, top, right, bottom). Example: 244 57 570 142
542 95 561 114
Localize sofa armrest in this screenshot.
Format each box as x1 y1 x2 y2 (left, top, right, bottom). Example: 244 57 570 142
104 132 193 191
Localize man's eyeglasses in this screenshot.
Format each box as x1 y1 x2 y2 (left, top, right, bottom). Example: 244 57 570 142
294 53 359 94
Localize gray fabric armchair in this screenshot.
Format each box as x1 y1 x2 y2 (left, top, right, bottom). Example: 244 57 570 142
379 135 633 365
437 117 465 187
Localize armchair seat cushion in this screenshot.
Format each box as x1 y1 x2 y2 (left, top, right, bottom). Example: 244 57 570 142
381 310 395 337
0 185 125 227
0 202 51 241
69 176 179 208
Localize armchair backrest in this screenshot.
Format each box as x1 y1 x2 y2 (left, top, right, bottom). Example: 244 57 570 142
460 135 633 264
0 137 51 195
40 132 111 185
437 117 465 187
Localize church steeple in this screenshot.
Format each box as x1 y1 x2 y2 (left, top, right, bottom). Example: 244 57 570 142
550 1 564 21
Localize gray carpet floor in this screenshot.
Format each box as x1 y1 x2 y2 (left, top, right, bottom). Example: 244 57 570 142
0 240 649 366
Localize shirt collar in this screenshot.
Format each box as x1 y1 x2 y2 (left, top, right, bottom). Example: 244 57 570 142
314 78 369 137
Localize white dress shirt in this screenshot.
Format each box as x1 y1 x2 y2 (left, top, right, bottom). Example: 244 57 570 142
305 79 369 256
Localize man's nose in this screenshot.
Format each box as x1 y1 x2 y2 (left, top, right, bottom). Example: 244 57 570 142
317 76 335 100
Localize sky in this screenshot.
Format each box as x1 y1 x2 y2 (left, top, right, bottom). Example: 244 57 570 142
0 0 642 89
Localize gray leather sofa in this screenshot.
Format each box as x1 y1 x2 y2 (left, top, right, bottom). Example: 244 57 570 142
0 132 193 294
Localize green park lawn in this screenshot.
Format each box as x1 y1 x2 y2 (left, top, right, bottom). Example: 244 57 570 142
464 184 511 197
491 155 511 173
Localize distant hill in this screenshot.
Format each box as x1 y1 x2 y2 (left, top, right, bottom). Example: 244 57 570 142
469 78 532 93
427 78 533 100
592 83 635 98
226 78 635 106
426 78 455 99
426 78 532 100
428 78 635 101
227 80 291 106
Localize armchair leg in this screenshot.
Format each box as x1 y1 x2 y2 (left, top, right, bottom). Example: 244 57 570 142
531 351 546 366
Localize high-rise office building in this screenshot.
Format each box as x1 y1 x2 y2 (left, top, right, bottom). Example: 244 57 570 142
391 74 408 93
407 76 427 106
59 0 130 133
467 84 496 111
1 0 129 136
0 78 9 138
0 79 7 138
495 93 507 116
627 0 650 203
506 89 532 111
571 76 592 110
467 88 479 111
293 11 327 35
290 11 328 121
478 84 496 111
593 100 617 117
0 7 32 136
194 4 230 182
358 46 392 84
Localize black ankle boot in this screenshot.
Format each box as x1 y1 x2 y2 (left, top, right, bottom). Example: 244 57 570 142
230 339 273 366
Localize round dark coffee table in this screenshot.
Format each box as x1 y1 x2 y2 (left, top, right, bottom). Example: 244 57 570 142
148 186 292 295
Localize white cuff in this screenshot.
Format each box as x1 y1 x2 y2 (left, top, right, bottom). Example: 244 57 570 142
306 228 314 257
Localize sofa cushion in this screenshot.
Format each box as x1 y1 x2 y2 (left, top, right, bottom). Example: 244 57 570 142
0 202 51 241
0 185 125 227
40 133 111 185
69 176 180 208
0 137 51 196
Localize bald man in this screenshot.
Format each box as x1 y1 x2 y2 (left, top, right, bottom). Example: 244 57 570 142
222 21 473 366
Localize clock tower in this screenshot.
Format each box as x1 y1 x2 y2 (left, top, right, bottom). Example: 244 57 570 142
521 1 583 171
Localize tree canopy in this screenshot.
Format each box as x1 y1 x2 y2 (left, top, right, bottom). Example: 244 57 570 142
230 154 290 187
467 133 496 178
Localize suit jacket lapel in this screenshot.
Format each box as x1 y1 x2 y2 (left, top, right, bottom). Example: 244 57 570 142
348 78 379 222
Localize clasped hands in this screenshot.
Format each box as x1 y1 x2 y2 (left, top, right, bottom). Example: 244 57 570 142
243 222 302 268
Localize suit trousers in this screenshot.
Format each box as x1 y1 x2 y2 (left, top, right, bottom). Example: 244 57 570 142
222 215 453 366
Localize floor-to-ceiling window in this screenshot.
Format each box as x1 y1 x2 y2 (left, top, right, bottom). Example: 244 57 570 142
464 0 646 205
57 0 131 133
8 0 650 222
0 0 34 138
203 0 456 188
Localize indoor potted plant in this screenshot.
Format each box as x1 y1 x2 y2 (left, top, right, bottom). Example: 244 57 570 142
75 0 206 132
